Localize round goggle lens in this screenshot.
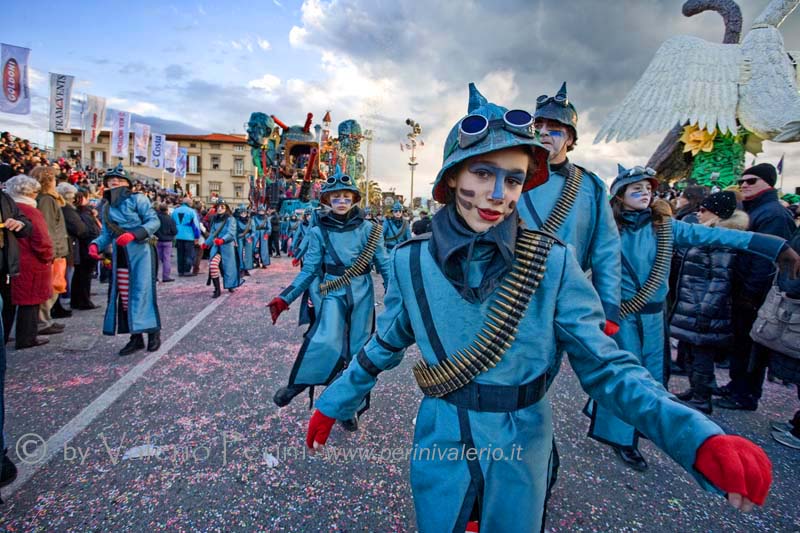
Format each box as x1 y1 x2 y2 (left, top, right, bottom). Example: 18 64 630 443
461 115 488 135
505 109 533 127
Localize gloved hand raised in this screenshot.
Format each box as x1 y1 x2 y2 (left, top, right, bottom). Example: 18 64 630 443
292 258 301 267
306 409 336 450
214 238 224 246
88 243 102 260
267 297 289 324
116 232 136 247
603 320 620 336
694 434 772 511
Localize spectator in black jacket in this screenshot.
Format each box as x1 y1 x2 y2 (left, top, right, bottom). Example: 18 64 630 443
411 210 432 235
155 204 178 282
70 190 101 309
57 182 86 309
716 163 798 411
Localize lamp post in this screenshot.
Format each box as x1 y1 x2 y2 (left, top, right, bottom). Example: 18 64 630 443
403 118 422 210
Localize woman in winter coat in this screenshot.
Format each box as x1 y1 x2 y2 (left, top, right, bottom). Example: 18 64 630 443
56 182 87 306
30 165 69 331
5 176 53 349
203 200 241 297
70 190 101 309
670 191 748 414
585 166 799 473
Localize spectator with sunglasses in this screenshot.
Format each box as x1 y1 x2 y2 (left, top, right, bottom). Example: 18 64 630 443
520 82 622 337
715 163 798 411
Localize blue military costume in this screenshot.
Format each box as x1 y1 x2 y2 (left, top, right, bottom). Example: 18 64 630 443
235 207 255 273
252 208 271 267
586 165 788 460
311 85 739 532
92 164 162 355
382 202 412 251
271 173 391 414
205 201 242 294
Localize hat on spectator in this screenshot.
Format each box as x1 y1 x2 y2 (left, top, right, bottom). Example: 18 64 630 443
700 191 737 219
742 163 778 187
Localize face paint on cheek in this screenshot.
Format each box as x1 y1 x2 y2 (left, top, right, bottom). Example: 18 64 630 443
456 188 475 211
330 197 353 208
508 200 517 211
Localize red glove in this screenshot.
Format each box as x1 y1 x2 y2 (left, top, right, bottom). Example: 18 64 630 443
694 435 772 506
201 243 210 250
306 409 336 449
214 238 224 246
116 232 136 247
292 258 301 267
88 243 102 260
267 297 289 324
603 320 620 336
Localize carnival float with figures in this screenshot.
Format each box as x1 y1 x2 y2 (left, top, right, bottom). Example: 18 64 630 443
595 0 800 202
244 110 370 215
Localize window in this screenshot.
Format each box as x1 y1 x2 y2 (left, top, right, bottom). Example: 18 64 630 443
233 158 244 176
211 155 221 170
94 151 105 166
187 183 199 197
188 155 200 174
209 143 221 149
71 136 78 142
234 184 243 198
190 143 197 148
234 144 245 152
208 182 221 195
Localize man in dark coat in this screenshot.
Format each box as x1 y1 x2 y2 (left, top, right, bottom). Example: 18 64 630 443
716 163 797 411
411 210 432 235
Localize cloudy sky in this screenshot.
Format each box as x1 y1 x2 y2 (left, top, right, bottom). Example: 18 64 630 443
3 0 800 197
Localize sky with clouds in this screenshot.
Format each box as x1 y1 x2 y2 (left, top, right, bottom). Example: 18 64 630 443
2 0 800 198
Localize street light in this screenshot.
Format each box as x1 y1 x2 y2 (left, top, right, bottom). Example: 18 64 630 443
402 118 423 210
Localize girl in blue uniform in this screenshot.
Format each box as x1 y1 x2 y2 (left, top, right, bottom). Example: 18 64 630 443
268 173 391 429
252 207 271 268
89 164 162 356
585 164 800 472
235 206 255 276
304 84 777 532
203 200 242 298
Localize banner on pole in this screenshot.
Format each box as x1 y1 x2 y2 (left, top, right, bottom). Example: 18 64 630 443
0 44 31 115
175 147 188 178
83 94 106 144
48 73 74 132
149 133 165 169
133 123 150 164
164 141 179 174
109 111 131 159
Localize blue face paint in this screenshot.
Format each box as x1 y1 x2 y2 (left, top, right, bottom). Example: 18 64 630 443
469 163 526 200
629 191 648 199
546 130 565 138
331 196 353 207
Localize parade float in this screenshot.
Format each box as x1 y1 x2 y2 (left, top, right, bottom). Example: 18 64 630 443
245 110 371 215
595 0 800 196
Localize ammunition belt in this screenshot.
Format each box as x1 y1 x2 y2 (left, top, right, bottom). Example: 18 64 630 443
413 230 555 398
540 165 583 235
319 222 383 296
619 219 673 319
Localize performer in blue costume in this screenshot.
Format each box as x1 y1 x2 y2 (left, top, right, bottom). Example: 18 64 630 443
252 207 271 268
235 206 255 276
304 84 777 533
585 164 800 472
291 209 313 259
382 202 411 252
268 171 391 430
292 209 322 328
203 200 242 298
519 82 621 334
89 164 162 356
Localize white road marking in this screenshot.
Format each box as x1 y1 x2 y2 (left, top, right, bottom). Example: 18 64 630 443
2 294 229 498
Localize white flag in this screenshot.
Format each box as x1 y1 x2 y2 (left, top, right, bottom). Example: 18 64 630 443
0 44 31 115
133 123 150 164
149 133 165 169
48 73 74 132
175 147 188 178
109 111 131 159
164 141 179 174
83 94 106 144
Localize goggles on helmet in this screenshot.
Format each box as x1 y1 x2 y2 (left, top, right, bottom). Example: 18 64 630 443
456 109 535 151
536 93 569 109
325 174 353 185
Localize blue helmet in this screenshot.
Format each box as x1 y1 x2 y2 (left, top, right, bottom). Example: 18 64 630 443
609 164 659 197
533 82 579 142
391 201 403 212
320 166 361 203
103 163 131 187
432 83 549 203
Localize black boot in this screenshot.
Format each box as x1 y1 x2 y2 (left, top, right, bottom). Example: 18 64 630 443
613 445 648 471
147 331 161 352
339 417 359 432
51 299 72 318
212 277 221 298
675 389 694 401
119 334 145 356
273 385 307 407
242 270 250 277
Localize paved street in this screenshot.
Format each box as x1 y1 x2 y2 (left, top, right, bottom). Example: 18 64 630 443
0 256 797 532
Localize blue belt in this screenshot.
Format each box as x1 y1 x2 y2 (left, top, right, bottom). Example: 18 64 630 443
438 374 547 413
639 301 665 315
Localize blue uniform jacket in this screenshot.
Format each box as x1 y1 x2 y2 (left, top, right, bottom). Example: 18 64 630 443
317 233 726 533
518 161 622 323
93 190 161 335
236 216 255 271
252 214 271 265
171 204 200 241
382 218 412 250
205 215 241 289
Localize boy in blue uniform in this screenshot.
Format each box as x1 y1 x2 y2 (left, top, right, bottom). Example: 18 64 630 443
89 164 162 356
382 201 411 251
234 206 255 276
268 172 391 430
304 84 774 532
